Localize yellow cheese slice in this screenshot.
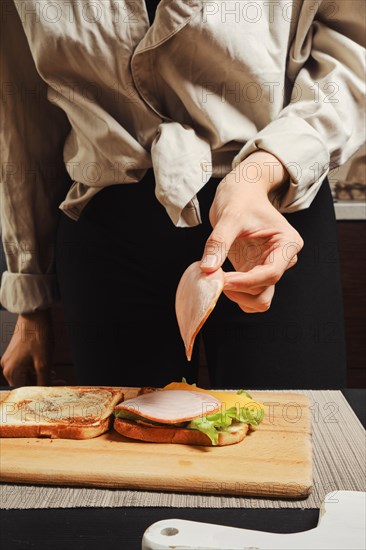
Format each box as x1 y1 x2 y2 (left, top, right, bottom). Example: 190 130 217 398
162 382 265 411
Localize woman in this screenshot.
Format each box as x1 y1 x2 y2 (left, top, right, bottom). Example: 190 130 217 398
1 1 364 388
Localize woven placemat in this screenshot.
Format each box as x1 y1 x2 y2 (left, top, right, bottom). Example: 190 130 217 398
1 390 365 509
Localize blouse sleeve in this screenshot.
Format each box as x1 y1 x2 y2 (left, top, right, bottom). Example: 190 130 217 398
0 0 71 313
232 0 366 212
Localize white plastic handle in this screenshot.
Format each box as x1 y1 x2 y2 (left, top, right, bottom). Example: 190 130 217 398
142 491 366 550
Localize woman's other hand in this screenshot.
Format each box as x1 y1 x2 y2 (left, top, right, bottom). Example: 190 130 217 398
200 151 304 313
0 309 54 385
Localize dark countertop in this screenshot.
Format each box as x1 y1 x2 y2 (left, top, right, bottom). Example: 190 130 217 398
1 389 365 550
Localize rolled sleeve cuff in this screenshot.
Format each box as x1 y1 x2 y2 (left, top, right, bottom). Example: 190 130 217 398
232 117 330 212
0 272 59 314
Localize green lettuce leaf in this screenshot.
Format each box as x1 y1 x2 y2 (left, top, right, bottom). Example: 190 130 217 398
186 405 264 445
236 389 252 399
186 416 223 445
181 377 196 386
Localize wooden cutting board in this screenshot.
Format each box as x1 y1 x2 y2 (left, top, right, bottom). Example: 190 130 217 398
0 389 312 498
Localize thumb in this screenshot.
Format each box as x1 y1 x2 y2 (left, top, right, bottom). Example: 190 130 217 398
200 221 238 273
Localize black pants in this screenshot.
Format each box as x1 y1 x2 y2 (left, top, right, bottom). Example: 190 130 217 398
55 171 346 389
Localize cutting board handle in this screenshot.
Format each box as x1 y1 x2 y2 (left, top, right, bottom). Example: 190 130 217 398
142 491 366 550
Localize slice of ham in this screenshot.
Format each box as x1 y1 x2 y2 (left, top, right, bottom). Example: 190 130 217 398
175 261 224 360
115 390 221 424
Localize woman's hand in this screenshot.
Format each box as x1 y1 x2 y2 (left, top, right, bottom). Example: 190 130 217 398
0 309 54 385
200 151 303 313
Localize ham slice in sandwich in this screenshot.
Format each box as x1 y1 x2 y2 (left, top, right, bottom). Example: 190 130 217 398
114 382 265 446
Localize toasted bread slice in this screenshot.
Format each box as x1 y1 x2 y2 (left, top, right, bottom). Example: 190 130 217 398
0 386 123 439
114 417 249 446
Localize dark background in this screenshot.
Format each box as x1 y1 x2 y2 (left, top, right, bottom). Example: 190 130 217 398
0 222 365 387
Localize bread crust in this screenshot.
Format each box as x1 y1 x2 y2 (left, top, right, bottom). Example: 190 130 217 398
0 386 124 439
0 415 112 440
113 418 249 446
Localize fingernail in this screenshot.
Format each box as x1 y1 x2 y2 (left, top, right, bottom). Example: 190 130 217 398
201 254 218 268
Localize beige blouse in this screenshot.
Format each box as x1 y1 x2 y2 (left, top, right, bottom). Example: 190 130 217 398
0 0 365 313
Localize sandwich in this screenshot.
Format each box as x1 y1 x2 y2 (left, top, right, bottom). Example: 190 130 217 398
0 386 124 439
114 380 265 446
